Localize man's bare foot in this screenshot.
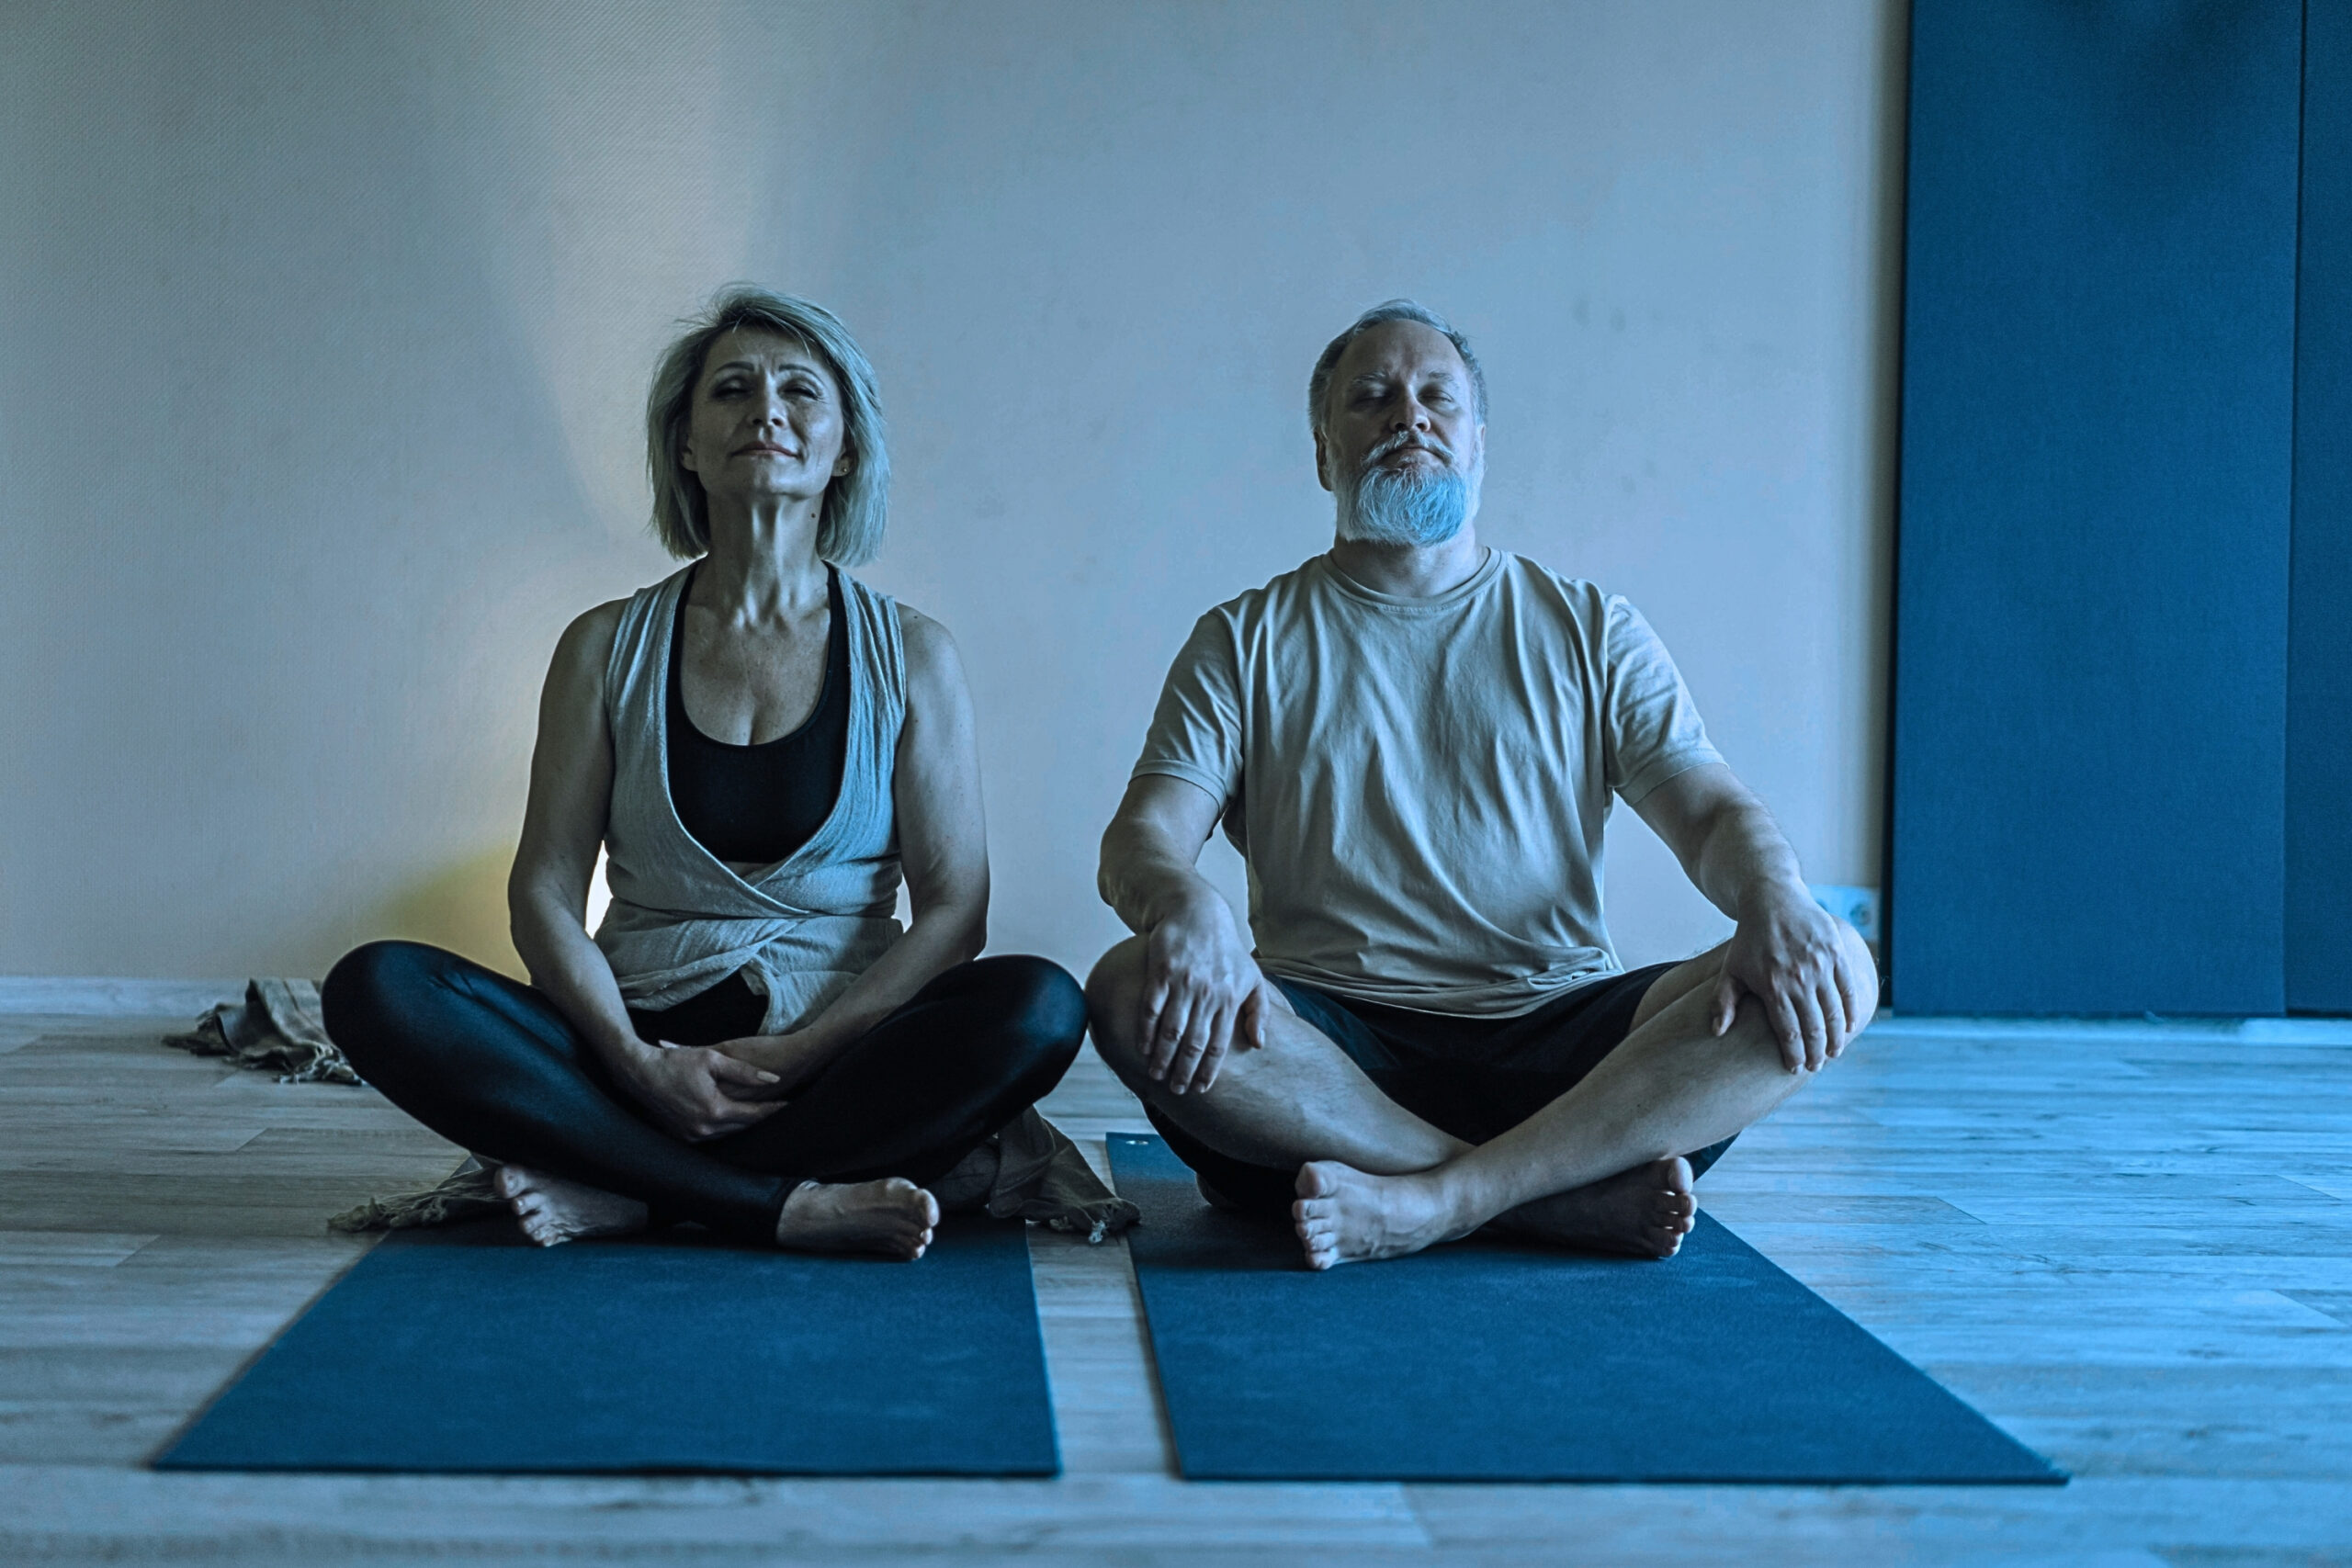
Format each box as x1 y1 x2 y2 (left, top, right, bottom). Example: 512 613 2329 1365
493 1164 650 1247
1497 1156 1697 1259
775 1178 940 1260
1292 1161 1474 1270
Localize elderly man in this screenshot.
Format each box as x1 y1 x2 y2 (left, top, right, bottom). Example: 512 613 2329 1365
1086 300 1876 1270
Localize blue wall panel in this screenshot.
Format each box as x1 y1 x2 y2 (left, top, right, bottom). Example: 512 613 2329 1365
1893 0 2300 1013
2290 0 2352 1012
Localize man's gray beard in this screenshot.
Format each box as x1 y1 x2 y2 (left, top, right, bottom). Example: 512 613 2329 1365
1334 463 1478 547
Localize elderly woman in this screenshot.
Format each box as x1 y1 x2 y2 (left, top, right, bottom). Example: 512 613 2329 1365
322 288 1085 1258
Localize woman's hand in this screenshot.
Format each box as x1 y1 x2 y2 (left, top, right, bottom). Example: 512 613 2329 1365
615 1041 787 1142
712 1032 834 1098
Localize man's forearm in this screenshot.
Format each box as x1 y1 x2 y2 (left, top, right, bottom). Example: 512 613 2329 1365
1099 823 1229 937
1692 800 1809 922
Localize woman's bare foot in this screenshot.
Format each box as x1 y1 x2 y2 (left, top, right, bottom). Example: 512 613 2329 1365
1496 1157 1698 1258
1291 1161 1476 1270
774 1178 940 1260
492 1164 650 1247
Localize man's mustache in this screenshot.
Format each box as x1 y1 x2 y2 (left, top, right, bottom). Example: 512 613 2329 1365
1360 432 1456 470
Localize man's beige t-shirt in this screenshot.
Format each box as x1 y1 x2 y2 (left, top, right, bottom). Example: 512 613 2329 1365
1132 549 1723 1018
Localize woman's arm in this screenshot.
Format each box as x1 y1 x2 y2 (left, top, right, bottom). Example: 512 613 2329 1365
727 606 989 1085
508 604 784 1137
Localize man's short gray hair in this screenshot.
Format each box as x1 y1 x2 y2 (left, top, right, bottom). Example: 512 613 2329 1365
645 286 889 566
1306 299 1488 438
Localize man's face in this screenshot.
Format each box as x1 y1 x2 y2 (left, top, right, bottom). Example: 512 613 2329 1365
1315 320 1485 495
1317 321 1486 546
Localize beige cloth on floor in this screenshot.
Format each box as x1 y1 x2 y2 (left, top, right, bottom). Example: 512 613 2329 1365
167 978 1136 1242
163 978 357 1084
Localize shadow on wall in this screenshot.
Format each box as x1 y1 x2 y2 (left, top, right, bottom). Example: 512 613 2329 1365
373 848 526 980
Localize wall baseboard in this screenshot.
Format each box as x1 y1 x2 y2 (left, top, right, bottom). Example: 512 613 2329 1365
1871 1012 2352 1044
0 976 248 1018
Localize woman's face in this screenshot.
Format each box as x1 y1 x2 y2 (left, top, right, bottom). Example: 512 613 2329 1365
679 328 851 513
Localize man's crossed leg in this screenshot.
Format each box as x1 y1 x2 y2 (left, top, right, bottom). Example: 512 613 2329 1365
1088 927 1875 1270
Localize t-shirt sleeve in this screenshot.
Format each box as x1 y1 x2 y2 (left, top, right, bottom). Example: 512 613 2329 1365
1602 595 1724 805
1130 610 1245 807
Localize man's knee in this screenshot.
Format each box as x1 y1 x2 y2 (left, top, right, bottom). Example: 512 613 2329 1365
1082 938 1152 1081
1836 921 1882 1032
1082 938 1147 1040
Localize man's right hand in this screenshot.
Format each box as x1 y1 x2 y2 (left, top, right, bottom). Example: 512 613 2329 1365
1137 902 1271 1097
615 1041 787 1142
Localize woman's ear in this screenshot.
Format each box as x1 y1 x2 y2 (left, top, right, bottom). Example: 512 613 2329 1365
833 445 854 478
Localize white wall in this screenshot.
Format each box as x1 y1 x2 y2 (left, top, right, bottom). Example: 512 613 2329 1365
0 0 1905 981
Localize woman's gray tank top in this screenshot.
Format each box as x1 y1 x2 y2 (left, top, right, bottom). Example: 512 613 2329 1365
594 563 905 1033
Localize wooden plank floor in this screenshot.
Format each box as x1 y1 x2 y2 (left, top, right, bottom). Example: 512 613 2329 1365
3 999 2350 1564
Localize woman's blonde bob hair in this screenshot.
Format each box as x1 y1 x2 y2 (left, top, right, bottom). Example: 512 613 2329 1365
645 287 888 566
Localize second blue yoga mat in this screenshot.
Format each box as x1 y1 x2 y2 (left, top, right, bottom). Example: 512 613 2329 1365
156 1213 1057 1475
1109 1134 2061 1484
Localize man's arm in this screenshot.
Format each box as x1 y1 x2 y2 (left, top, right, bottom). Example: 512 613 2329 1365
1097 773 1271 1095
1630 761 1873 1072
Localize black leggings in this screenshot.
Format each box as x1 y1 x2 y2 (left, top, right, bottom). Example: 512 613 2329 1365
320 942 1086 1241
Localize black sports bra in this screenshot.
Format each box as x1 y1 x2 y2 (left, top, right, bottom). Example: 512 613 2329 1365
665 566 850 865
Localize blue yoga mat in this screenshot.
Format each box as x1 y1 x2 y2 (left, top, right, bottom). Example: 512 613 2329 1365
1109 1134 2062 1484
156 1214 1058 1475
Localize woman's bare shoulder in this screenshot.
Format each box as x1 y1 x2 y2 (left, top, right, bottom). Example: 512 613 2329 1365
892 604 970 703
540 598 633 705
554 598 630 664
895 603 956 659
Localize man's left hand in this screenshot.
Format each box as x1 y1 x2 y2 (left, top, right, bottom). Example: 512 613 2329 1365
1712 889 1871 1073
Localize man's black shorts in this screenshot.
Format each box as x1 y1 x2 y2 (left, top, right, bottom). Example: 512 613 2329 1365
1143 962 1736 1218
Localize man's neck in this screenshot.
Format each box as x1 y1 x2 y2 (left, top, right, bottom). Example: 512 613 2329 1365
1326 527 1487 599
